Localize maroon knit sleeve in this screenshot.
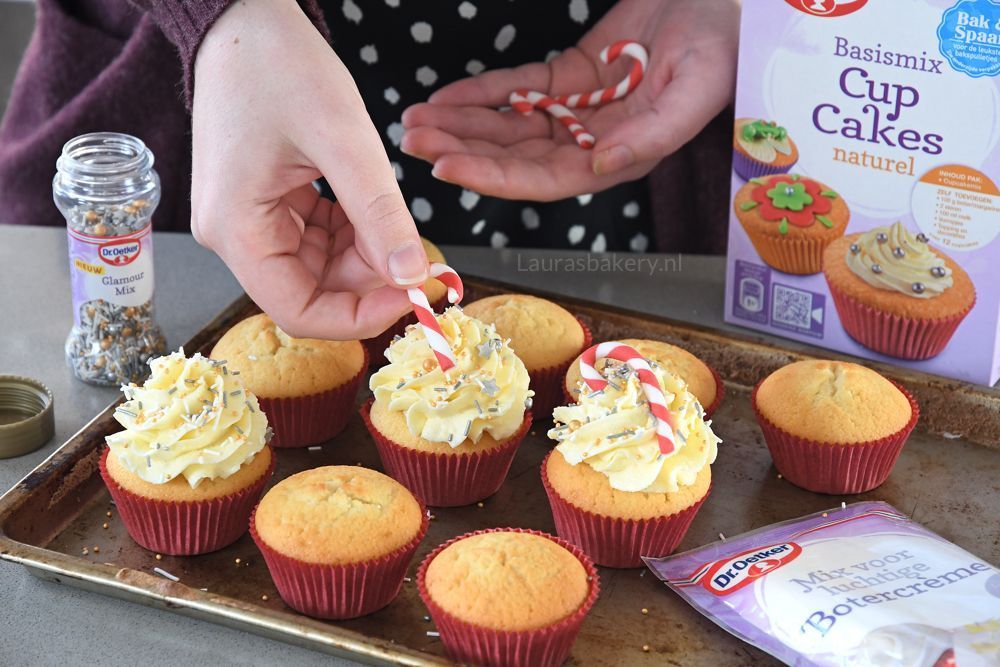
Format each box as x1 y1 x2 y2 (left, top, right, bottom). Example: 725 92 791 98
130 0 330 107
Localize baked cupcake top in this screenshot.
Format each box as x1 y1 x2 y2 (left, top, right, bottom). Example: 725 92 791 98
756 360 912 444
845 222 953 299
424 531 589 631
254 466 423 564
549 359 719 493
210 313 365 398
564 338 716 410
370 307 531 446
462 294 585 370
735 174 845 237
421 237 448 304
105 350 270 488
734 118 797 165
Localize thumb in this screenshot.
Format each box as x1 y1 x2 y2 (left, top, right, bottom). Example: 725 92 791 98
303 110 428 288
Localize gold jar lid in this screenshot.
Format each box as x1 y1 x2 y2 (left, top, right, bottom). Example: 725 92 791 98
0 376 55 458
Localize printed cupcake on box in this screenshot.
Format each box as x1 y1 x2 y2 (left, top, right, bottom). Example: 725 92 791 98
724 0 1000 385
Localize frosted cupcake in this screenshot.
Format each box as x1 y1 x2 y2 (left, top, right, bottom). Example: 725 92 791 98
544 359 719 567
364 238 449 367
361 307 533 506
823 222 976 360
100 351 274 555
732 118 799 181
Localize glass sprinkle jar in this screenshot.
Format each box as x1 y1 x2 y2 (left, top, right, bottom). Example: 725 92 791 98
54 132 167 386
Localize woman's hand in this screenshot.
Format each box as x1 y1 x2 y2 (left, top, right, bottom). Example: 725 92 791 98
191 0 427 340
400 0 739 201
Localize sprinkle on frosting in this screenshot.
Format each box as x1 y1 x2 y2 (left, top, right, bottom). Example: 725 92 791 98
105 350 269 488
845 222 953 299
369 307 532 446
548 360 719 494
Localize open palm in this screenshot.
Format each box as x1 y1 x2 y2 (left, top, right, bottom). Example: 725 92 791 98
401 0 739 202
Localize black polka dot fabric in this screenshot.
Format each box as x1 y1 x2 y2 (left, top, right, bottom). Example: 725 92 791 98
319 0 653 252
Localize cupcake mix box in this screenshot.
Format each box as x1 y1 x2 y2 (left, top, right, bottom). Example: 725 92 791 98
723 0 1000 385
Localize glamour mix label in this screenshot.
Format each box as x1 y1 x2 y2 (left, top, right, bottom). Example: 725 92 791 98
67 225 155 324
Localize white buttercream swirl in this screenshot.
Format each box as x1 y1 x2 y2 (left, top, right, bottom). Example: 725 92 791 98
846 222 952 299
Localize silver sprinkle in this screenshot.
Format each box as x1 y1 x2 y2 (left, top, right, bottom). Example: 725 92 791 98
474 400 483 415
488 407 499 413
871 263 883 274
911 282 925 294
245 400 255 413
152 567 179 582
396 380 406 389
229 390 241 396
235 426 245 435
434 387 448 392
892 247 905 258
464 420 472 438
481 378 499 397
931 266 946 278
524 397 533 409
115 408 138 418
184 379 196 384
477 341 494 358
849 243 860 255
876 232 888 244
784 186 795 196
916 232 929 243
587 389 605 399
231 371 240 375
167 387 177 395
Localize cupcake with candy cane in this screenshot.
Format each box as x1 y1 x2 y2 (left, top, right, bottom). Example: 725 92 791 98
361 304 533 507
732 118 799 181
823 221 975 360
543 342 720 568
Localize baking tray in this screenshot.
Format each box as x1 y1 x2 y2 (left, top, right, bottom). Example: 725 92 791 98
1 276 998 666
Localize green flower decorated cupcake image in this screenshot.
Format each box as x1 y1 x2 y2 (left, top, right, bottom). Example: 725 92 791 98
734 173 849 274
732 118 799 180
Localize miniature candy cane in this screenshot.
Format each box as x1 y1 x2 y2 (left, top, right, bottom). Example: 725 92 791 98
579 341 678 455
509 91 596 149
553 40 649 108
408 263 465 372
508 40 648 149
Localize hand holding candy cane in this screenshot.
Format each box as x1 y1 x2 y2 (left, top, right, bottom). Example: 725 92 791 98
408 263 464 372
579 341 678 456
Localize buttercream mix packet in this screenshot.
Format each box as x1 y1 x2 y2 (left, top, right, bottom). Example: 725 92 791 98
645 502 1000 666
724 0 1000 385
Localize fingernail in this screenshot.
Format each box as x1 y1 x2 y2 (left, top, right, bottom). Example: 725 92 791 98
431 165 456 184
387 241 427 286
593 145 635 175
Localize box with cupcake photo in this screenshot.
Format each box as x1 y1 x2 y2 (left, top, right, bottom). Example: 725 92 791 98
724 0 1000 385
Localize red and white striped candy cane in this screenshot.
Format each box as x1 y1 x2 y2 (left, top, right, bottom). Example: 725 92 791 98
508 40 647 149
553 41 648 108
509 91 596 149
407 263 465 372
579 342 678 455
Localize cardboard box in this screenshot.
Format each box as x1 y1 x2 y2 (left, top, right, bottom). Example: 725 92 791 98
724 0 1000 385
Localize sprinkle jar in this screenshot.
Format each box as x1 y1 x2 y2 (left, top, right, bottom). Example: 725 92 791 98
54 132 167 386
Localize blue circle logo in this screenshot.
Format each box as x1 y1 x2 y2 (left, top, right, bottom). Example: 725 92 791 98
938 0 1000 78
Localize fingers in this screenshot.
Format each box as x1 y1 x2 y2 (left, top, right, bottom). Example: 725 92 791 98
402 103 551 146
427 62 552 106
592 51 734 174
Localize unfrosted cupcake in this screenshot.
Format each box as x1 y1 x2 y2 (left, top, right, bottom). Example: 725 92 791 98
251 465 427 619
361 307 533 506
417 529 599 667
563 338 722 417
100 351 274 555
734 173 848 275
365 238 449 367
544 358 719 567
823 222 976 360
463 294 591 420
210 313 367 447
732 118 799 181
752 359 918 494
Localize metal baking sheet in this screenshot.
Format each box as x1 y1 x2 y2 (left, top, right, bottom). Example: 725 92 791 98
1 277 998 666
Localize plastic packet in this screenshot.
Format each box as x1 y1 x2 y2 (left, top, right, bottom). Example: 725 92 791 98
645 502 1000 666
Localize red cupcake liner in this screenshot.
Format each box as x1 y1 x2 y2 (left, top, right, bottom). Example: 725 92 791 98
360 399 531 507
417 528 600 667
540 452 710 568
562 355 725 420
259 346 369 448
732 148 796 182
528 318 592 421
826 278 974 361
250 506 428 620
751 381 920 494
99 446 275 556
364 295 449 369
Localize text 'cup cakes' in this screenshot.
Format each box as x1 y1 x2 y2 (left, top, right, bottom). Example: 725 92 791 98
734 173 848 275
251 466 428 620
210 313 368 448
544 343 720 568
732 118 799 181
463 293 591 420
752 360 919 495
361 306 533 507
417 529 599 667
100 351 274 555
564 338 724 418
823 222 976 360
